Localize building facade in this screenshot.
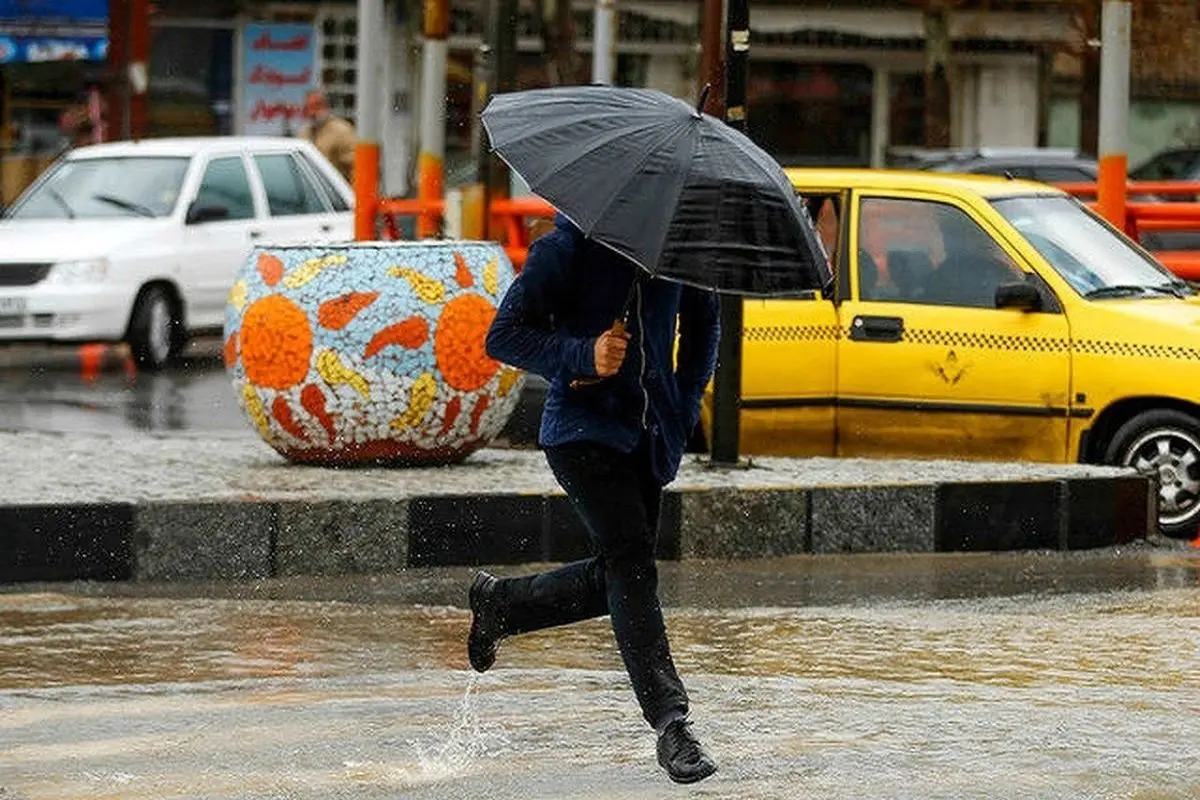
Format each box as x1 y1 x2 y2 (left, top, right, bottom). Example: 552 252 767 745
3 1 1079 200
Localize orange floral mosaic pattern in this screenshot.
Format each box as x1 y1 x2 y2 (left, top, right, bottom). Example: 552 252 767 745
223 242 524 465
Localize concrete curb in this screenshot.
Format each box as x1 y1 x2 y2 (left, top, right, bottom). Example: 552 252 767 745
0 475 1153 583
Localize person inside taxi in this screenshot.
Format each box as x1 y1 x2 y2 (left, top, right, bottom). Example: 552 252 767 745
806 195 841 267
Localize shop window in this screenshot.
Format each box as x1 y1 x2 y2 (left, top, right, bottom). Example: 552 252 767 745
314 6 358 125
748 62 873 167
888 73 925 150
148 26 234 137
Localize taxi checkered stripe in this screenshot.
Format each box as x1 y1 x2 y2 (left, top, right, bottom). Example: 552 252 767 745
745 325 842 343
743 326 1200 361
1071 339 1200 360
901 328 1070 353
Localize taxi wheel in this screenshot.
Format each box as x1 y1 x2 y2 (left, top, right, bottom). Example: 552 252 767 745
1104 409 1200 538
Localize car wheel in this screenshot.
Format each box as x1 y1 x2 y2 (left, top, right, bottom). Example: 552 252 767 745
127 286 181 372
1104 409 1200 538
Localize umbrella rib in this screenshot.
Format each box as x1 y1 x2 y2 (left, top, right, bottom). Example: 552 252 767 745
580 116 696 238
711 125 798 200
519 117 674 192
481 109 668 150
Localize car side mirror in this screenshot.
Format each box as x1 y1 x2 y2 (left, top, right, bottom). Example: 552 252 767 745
995 280 1042 312
186 202 229 225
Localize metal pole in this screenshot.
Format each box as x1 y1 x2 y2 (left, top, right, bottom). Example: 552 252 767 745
699 0 723 111
353 0 385 240
1097 0 1130 232
106 0 130 140
592 0 616 85
710 0 747 466
484 0 517 233
418 0 449 238
473 40 492 193
128 0 150 140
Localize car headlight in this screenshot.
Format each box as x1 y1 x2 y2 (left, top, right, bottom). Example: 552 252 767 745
46 258 109 285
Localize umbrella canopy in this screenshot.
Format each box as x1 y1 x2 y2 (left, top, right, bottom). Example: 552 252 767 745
480 85 832 297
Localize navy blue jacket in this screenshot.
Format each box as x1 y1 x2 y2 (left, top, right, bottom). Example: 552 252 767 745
485 214 721 486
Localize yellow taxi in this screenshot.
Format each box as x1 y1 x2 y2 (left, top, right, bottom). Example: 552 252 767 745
700 169 1200 536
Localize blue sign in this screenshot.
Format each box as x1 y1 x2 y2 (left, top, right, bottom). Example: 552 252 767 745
0 32 105 63
241 23 316 136
0 1 107 22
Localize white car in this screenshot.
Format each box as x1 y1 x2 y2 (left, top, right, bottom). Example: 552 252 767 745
0 136 355 370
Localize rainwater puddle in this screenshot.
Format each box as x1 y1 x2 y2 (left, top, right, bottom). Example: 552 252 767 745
0 552 1197 798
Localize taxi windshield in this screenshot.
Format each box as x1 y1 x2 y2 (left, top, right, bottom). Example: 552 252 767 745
991 195 1192 299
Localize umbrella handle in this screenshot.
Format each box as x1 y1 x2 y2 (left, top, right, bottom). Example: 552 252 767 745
569 319 626 389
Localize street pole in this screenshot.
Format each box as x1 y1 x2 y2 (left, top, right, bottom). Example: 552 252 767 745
699 0 723 111
710 0 747 465
128 0 149 140
1097 0 1130 232
482 0 518 235
418 0 449 238
353 0 385 240
106 0 129 140
592 0 616 85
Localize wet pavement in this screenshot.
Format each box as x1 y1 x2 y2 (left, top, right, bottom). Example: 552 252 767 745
1 550 1198 799
0 340 245 437
0 340 544 443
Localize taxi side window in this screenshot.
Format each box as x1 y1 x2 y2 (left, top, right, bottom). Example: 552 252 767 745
857 197 1025 309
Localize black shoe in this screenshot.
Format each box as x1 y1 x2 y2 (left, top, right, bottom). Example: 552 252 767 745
656 719 717 784
467 571 504 673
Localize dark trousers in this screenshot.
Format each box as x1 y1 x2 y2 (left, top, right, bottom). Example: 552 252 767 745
497 439 689 728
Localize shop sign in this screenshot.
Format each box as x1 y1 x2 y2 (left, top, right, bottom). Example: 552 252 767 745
241 22 316 136
0 34 106 63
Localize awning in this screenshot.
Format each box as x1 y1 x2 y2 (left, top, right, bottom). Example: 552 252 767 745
0 1 106 23
0 0 107 64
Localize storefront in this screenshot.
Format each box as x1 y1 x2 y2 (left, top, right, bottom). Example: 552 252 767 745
1 1 1072 204
443 1 1067 171
0 0 109 202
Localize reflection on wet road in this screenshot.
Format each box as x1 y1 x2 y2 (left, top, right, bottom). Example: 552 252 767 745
0 340 246 436
0 339 544 442
1 552 1197 799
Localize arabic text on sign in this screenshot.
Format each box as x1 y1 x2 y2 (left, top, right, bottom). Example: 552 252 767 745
249 65 312 88
250 100 303 123
252 32 310 51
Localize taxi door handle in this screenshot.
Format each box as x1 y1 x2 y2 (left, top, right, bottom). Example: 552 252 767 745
850 315 904 343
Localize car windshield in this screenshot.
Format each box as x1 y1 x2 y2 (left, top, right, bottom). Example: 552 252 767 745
6 156 190 220
991 195 1192 299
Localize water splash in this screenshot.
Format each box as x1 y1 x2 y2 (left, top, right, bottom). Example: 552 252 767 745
345 673 511 787
412 673 508 773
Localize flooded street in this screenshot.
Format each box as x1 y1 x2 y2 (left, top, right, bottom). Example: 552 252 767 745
1 551 1197 799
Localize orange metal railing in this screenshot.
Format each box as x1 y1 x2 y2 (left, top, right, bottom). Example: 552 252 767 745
1056 180 1200 280
370 194 555 270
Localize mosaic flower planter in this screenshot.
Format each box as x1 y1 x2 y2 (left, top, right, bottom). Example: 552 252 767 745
223 240 525 466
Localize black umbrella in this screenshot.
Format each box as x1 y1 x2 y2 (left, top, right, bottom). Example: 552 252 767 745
480 84 832 297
